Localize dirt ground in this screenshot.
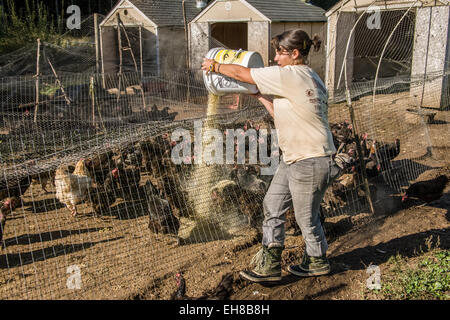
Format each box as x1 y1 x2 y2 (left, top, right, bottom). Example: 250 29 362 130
0 94 448 300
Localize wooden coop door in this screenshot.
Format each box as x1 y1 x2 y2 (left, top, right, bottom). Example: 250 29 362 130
210 23 248 50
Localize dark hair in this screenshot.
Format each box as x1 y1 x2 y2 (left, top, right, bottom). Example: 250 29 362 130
271 29 322 57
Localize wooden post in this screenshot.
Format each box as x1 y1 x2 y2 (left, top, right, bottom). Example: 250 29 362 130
139 25 143 79
90 76 95 124
94 13 100 74
116 13 123 105
346 89 375 215
182 0 191 103
119 19 146 110
34 38 41 123
47 57 71 106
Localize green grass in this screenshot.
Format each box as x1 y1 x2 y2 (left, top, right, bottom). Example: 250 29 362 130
366 248 450 300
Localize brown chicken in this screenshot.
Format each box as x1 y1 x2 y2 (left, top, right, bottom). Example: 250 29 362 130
55 159 93 217
0 197 19 248
84 151 115 186
402 175 448 203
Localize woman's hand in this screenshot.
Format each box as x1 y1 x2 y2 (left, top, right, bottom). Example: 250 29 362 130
202 58 217 74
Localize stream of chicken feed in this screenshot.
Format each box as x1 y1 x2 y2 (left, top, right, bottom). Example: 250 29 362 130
181 93 245 243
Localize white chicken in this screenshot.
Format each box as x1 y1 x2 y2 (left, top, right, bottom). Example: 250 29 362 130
55 159 93 217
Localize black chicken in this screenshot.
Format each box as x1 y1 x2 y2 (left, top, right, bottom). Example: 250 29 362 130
0 175 32 201
147 192 180 239
112 166 142 201
402 175 448 203
87 173 118 216
371 139 400 171
170 272 234 300
156 170 194 218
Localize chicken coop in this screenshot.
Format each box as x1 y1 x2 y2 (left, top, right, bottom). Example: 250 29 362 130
189 0 328 80
326 0 450 109
99 0 205 75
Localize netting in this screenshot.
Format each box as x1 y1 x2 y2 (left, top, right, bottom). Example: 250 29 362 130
0 1 449 300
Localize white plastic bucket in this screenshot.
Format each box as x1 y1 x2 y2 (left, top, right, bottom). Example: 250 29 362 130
203 48 264 96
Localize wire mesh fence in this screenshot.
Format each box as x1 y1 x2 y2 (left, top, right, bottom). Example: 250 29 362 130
0 1 449 300
0 67 447 299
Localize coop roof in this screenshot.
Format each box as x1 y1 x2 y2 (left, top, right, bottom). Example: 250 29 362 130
130 0 205 26
102 0 206 27
325 0 442 17
191 0 326 23
245 0 326 22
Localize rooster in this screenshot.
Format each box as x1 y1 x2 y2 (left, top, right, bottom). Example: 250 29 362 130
170 272 234 300
0 197 19 248
55 159 93 217
402 175 448 203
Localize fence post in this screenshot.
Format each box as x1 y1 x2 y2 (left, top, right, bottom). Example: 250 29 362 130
34 38 41 123
94 13 100 74
47 57 71 107
346 89 375 214
90 76 95 125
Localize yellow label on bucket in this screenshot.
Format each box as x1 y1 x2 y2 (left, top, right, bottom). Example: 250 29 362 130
215 49 248 65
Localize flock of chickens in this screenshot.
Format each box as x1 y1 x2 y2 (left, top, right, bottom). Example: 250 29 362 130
0 116 448 250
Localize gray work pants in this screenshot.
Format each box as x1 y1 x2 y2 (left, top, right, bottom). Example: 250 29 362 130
262 155 341 257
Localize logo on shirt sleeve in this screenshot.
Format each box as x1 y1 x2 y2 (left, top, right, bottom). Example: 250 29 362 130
306 89 314 97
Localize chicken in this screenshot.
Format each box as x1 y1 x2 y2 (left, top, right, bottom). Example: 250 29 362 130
0 175 32 201
230 165 267 193
30 170 56 194
370 139 400 171
147 191 180 239
0 197 19 248
402 175 448 203
84 151 115 186
111 165 142 201
211 179 240 210
140 135 172 174
55 159 93 217
87 173 117 216
238 189 265 229
330 120 354 147
156 170 194 218
170 272 234 300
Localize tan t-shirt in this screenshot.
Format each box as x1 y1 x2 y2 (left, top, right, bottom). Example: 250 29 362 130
250 65 336 164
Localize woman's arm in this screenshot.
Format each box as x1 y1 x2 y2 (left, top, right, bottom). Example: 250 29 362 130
201 58 256 85
253 93 274 118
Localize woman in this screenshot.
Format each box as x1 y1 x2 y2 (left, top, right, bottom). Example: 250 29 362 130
202 29 341 282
